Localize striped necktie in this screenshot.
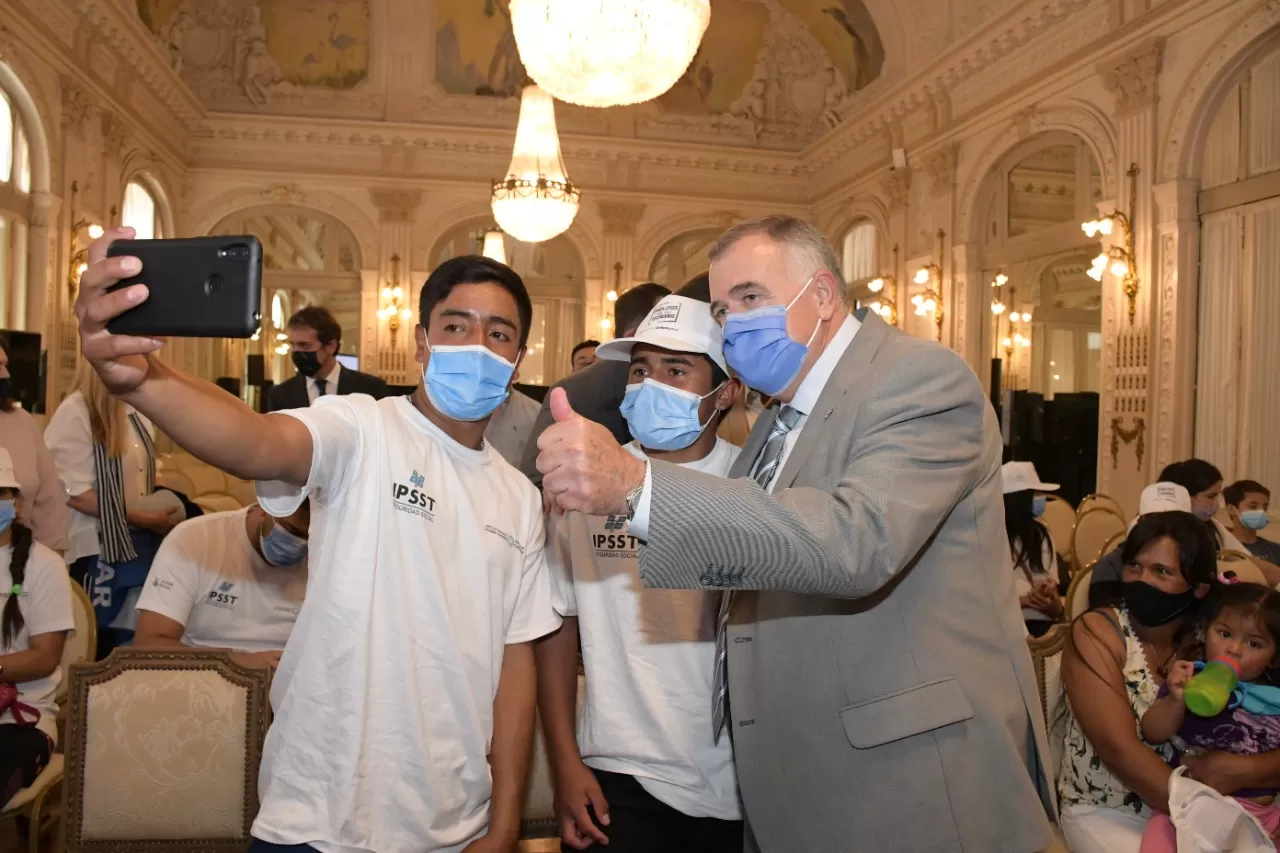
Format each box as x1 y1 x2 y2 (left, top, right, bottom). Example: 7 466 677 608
711 405 803 739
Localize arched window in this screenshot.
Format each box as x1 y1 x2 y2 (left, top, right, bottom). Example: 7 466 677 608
0 85 32 330
121 179 163 240
841 220 878 287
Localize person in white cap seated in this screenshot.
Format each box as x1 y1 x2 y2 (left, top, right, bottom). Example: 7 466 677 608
132 500 310 669
534 294 745 853
1000 461 1064 636
0 447 74 803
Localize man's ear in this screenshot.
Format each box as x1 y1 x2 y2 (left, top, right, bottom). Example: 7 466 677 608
814 271 843 321
414 324 427 366
716 378 742 413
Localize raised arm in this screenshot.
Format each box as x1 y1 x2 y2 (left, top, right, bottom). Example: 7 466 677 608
1064 611 1174 811
74 228 311 486
638 347 987 598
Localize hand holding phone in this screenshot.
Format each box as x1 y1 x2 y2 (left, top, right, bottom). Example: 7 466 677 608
105 235 263 338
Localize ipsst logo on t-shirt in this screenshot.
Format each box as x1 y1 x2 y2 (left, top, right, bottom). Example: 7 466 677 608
207 581 239 610
593 515 640 558
392 469 437 521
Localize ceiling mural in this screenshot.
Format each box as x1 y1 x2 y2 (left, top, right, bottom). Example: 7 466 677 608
433 0 884 145
138 0 370 107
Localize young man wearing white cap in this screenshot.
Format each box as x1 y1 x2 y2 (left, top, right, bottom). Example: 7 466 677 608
535 295 744 853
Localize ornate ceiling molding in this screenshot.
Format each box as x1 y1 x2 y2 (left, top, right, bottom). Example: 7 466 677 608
598 201 647 238
1160 0 1280 182
370 188 423 224
633 210 749 280
63 0 205 131
1098 37 1164 118
804 0 1097 174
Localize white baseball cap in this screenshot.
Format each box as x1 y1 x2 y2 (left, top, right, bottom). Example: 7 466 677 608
595 295 728 375
1139 481 1192 515
0 447 19 491
1001 461 1059 494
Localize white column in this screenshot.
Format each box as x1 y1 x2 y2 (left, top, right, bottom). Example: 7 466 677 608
596 201 645 341
1095 37 1162 515
369 189 420 387
1151 179 1199 472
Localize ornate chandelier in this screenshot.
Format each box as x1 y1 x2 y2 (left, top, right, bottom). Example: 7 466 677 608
491 85 581 244
509 0 711 108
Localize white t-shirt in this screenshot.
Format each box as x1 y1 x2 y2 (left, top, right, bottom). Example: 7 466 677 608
252 394 561 853
135 507 306 652
547 439 743 820
1 538 75 743
43 391 156 564
1012 531 1059 623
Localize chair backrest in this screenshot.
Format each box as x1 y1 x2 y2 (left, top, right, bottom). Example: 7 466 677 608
1027 623 1070 779
1219 551 1267 585
227 480 257 510
195 493 243 514
1079 492 1125 518
56 581 98 705
1040 496 1077 565
155 470 196 498
1099 530 1126 564
1072 507 1127 572
1065 564 1095 623
181 465 229 497
63 650 270 852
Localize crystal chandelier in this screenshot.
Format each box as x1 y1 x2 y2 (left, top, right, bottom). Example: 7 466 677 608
509 0 711 108
492 85 581 244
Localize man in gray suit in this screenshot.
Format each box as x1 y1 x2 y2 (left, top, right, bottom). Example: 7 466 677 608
536 216 1055 853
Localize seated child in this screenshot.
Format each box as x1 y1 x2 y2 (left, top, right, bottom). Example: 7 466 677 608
1139 580 1280 851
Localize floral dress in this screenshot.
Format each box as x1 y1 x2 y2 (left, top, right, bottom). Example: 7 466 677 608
1058 607 1176 813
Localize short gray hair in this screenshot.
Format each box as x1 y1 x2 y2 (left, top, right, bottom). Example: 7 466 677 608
708 215 845 298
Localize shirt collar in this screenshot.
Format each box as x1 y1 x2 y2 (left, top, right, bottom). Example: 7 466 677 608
789 313 859 416
306 360 341 389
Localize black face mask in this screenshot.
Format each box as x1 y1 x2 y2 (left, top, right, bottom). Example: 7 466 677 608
292 350 323 378
0 377 11 402
1122 580 1198 627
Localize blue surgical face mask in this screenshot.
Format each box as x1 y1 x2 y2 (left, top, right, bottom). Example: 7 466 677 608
424 343 517 422
1241 509 1271 531
722 276 821 396
259 522 308 568
1032 495 1047 518
0 499 14 535
620 379 725 452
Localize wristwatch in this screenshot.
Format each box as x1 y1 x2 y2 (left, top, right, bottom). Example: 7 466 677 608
625 463 648 521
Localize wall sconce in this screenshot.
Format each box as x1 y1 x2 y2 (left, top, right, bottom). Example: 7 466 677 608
1083 162 1139 325
990 270 1008 315
911 229 946 341
67 181 104 299
866 243 900 325
481 229 507 266
377 254 414 342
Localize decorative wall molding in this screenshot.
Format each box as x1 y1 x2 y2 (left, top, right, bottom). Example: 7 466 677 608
955 101 1119 244
188 185 380 265
882 168 912 211
634 211 748 281
598 201 647 237
1098 37 1165 118
59 74 91 130
927 145 958 197
100 111 129 159
370 188 423 224
1161 0 1280 181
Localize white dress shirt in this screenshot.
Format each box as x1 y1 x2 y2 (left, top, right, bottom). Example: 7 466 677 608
306 361 342 405
630 312 861 536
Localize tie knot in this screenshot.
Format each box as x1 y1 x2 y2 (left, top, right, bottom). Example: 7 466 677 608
776 405 802 431
315 379 327 394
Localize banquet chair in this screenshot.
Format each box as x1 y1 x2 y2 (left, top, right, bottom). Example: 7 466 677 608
62 650 270 852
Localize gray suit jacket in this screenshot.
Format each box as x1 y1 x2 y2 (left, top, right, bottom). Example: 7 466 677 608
638 310 1055 853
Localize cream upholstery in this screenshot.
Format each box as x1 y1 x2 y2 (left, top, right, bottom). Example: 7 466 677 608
56 581 97 705
155 470 196 497
63 650 270 851
182 465 229 497
1219 550 1267 585
1079 492 1125 518
227 479 257 509
1065 564 1094 623
1040 496 1076 566
195 492 243 514
1027 624 1069 779
1071 507 1126 572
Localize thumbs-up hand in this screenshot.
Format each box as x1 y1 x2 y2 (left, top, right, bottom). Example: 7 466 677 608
537 387 645 516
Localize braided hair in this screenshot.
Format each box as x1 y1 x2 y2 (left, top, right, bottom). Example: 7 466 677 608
2 520 33 647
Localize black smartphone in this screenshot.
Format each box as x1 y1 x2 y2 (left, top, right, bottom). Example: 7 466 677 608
105 236 263 338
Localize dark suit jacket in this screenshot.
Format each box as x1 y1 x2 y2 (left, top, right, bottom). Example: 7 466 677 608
267 367 389 412
519 359 631 486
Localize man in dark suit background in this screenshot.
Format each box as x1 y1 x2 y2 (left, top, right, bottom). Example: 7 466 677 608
267 306 388 412
519 282 669 486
